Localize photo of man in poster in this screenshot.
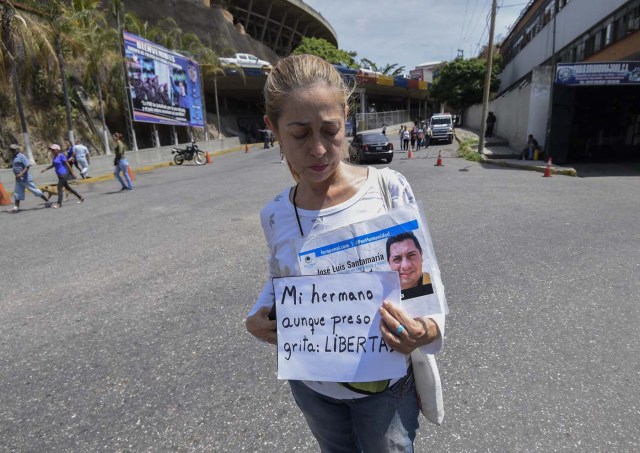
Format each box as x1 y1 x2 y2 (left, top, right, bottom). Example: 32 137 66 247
386 231 434 300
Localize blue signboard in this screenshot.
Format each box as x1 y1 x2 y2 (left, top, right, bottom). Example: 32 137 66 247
556 62 640 86
123 31 205 128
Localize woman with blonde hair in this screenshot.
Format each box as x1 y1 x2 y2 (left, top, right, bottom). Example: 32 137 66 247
245 54 446 452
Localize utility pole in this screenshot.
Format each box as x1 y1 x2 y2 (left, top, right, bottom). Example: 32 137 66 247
478 0 498 155
214 75 221 140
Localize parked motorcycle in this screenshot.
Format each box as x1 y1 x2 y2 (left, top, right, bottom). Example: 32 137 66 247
171 141 206 165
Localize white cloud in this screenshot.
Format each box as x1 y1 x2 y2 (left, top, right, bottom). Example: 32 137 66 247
305 0 523 72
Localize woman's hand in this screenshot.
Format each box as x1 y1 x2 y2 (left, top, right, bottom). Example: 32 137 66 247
379 300 439 354
246 307 277 345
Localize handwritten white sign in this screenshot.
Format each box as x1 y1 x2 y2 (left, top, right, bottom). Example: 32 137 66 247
272 272 406 382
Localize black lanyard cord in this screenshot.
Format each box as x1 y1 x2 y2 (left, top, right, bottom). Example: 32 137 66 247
292 183 304 237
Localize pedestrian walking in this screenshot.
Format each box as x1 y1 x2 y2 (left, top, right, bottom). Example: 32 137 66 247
246 54 446 452
416 126 425 151
112 132 134 191
41 144 84 208
6 144 51 213
73 139 91 179
64 139 79 179
424 123 431 148
410 125 418 150
402 126 410 151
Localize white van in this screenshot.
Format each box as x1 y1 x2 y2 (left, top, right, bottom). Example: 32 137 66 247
429 114 454 144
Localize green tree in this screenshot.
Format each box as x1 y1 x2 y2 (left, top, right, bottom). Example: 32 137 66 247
380 63 405 76
65 0 119 154
293 37 357 68
48 0 87 145
429 58 501 112
358 58 405 76
1 1 56 164
359 58 378 72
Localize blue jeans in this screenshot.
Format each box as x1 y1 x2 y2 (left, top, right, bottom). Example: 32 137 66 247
289 372 420 453
114 159 133 189
13 179 44 201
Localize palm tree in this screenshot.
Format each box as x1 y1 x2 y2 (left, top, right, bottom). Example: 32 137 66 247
47 0 85 145
360 58 379 73
65 0 118 155
381 63 405 76
1 1 56 164
189 43 225 140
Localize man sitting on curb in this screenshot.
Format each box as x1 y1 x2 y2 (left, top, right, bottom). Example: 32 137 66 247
521 134 539 160
7 144 51 213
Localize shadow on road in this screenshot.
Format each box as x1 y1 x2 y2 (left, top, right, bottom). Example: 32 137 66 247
572 162 640 177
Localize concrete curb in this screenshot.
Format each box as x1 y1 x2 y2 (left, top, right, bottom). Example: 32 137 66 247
479 156 578 177
455 128 577 177
4 142 260 197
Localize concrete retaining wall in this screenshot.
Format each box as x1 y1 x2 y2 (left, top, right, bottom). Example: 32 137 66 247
464 82 532 151
1 137 240 190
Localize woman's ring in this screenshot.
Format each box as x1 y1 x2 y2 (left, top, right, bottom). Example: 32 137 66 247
396 325 405 335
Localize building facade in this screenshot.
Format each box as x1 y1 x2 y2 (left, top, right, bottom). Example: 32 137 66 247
467 0 640 163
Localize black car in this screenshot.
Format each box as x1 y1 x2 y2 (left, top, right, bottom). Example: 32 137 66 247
348 132 394 164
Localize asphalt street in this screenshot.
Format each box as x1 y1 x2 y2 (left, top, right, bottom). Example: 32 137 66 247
1 138 639 452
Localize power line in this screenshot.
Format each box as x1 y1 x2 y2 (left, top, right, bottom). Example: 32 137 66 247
459 0 472 49
474 11 491 56
460 0 483 48
463 0 494 54
465 0 492 56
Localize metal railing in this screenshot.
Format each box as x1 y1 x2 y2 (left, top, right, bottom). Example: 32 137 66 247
356 110 412 132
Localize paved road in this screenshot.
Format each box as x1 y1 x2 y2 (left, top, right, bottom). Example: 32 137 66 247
1 144 639 452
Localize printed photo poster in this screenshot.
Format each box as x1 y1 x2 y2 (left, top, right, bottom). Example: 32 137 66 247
123 31 205 128
272 272 407 382
296 202 448 319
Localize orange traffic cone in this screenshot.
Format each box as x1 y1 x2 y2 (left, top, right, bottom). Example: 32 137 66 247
543 157 552 177
435 150 443 166
245 143 249 153
407 146 414 159
206 151 212 163
127 165 135 181
0 182 12 206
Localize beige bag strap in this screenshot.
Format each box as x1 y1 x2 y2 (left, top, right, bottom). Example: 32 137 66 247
376 168 393 211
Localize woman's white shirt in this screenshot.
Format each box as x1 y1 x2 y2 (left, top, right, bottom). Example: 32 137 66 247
249 166 445 399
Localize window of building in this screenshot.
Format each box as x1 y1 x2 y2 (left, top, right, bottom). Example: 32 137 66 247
594 30 602 53
584 35 595 58
628 6 640 32
604 22 613 46
543 2 554 26
614 16 625 41
575 41 586 61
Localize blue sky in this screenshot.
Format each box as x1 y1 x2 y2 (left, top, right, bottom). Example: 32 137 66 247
304 0 525 73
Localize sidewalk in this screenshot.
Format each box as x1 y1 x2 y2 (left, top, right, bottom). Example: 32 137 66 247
455 127 577 177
